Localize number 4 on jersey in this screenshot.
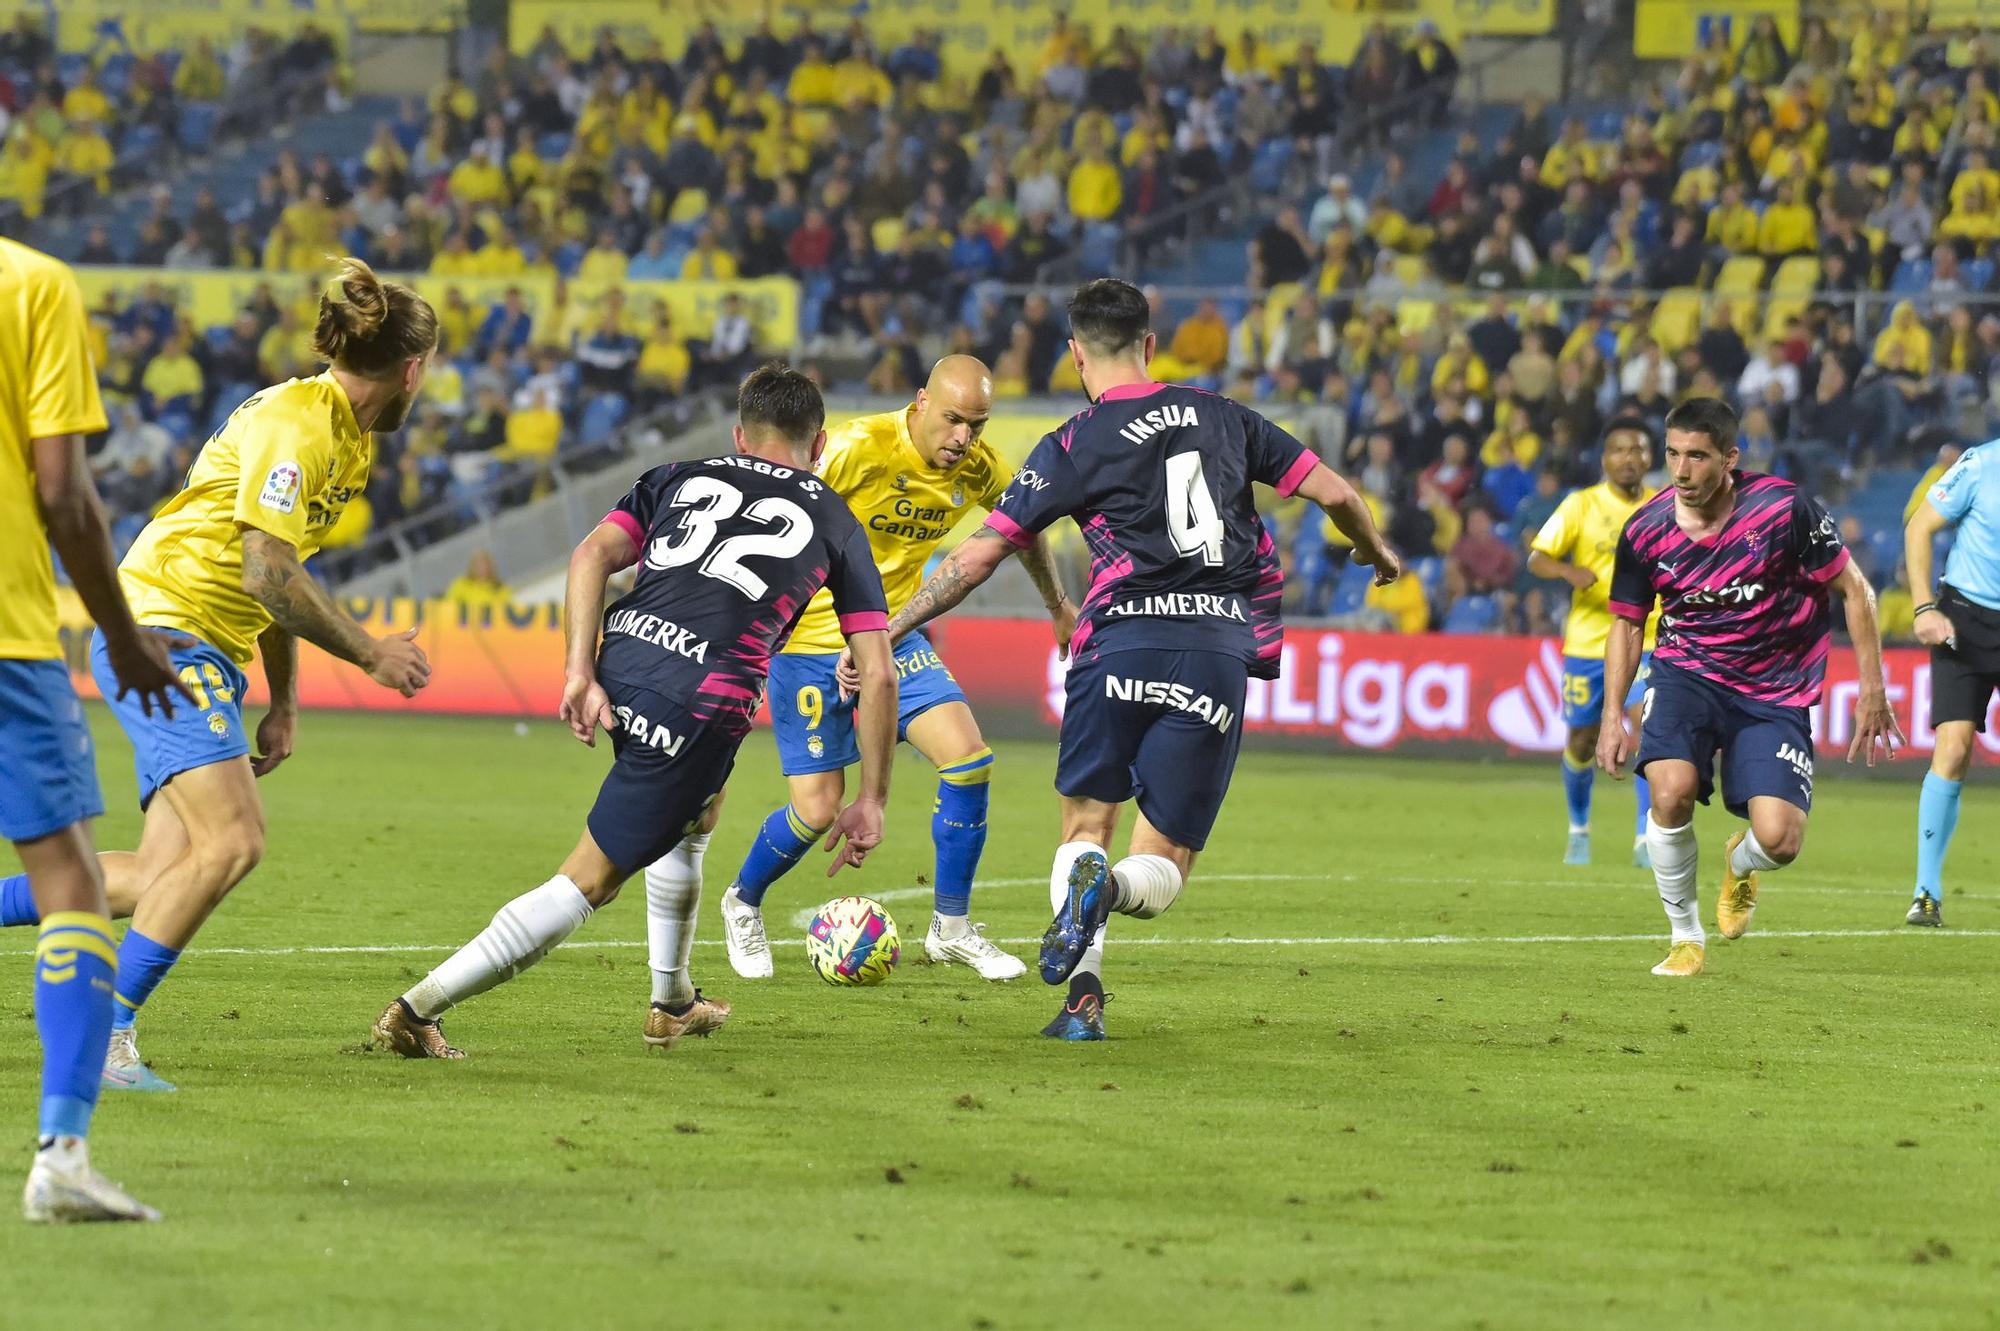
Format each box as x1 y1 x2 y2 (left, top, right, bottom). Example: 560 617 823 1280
1165 451 1224 566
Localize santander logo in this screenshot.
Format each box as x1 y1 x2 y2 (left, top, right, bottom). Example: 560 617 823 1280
1485 641 1569 753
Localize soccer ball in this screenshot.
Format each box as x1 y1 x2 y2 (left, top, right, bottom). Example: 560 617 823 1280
805 896 900 987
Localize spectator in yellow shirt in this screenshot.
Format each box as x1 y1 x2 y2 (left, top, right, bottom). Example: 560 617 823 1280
787 40 839 106
1705 182 1761 254
503 388 563 458
636 315 692 405
1150 298 1231 381
175 38 227 101
474 225 528 277
53 120 115 194
61 72 111 125
1481 411 1542 469
140 331 205 412
1949 149 2000 214
1538 120 1598 190
319 494 374 552
1431 333 1490 398
679 228 738 280
445 550 512 610
1872 300 1934 375
1067 144 1122 222
447 144 509 207
1756 179 1817 258
428 231 481 276
577 229 631 284
0 131 51 218
1939 183 2000 245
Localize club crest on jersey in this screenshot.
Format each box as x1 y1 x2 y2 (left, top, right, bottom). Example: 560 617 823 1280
207 713 229 738
807 734 825 758
891 473 909 492
950 481 966 507
1118 402 1199 445
258 461 302 514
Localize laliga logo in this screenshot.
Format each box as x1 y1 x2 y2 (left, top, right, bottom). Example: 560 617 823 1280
1487 641 1569 753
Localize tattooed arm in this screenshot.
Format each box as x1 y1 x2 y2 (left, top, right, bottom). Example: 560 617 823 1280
885 526 1019 644
239 527 432 696
1018 532 1077 658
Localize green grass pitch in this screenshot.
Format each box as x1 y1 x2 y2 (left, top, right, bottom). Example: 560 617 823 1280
1 708 1996 1329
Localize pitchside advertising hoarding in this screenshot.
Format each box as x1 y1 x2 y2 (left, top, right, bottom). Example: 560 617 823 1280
58 596 2000 764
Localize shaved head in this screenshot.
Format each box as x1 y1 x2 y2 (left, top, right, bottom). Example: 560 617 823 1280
909 355 993 469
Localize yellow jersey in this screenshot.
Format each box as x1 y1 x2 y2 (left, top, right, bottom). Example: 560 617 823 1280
1530 482 1660 658
0 238 109 659
781 407 1011 656
121 373 374 664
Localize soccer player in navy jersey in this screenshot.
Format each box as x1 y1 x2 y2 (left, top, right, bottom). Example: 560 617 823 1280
373 364 898 1057
1597 398 1903 977
857 278 1399 1038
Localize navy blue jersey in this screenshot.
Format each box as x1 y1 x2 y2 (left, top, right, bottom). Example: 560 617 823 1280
597 454 887 737
987 382 1320 672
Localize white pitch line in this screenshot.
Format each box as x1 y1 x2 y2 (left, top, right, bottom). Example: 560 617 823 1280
0 928 1992 961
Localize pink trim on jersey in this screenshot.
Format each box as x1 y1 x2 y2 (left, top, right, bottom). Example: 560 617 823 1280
1608 599 1650 622
1275 450 1321 498
838 611 889 634
1095 380 1170 402
984 508 1035 549
1806 547 1852 584
601 509 645 549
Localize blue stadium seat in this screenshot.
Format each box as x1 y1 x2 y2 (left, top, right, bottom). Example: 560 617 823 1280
578 394 629 445
56 53 89 86
553 241 585 278
1329 560 1372 616
1442 596 1499 633
1680 140 1722 169
1965 258 1995 291
1890 259 1933 294
537 133 571 160
1414 556 1446 597
177 102 220 154
1250 139 1293 195
120 123 163 160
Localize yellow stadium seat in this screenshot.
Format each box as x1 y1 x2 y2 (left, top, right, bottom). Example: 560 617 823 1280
870 217 904 253
1714 256 1765 298
1771 256 1821 296
1763 297 1808 340
1720 295 1760 338
1567 256 1592 280
667 188 709 224
1650 288 1704 353
1397 300 1436 336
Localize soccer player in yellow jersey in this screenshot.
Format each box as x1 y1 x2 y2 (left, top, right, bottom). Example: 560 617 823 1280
717 356 1075 981
1527 417 1661 868
1 237 184 1221
0 260 436 1093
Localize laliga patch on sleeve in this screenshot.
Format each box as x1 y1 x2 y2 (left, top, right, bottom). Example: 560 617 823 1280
259 461 302 514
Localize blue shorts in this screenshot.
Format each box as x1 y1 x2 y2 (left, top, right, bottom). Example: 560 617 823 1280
1056 648 1248 852
0 658 103 842
1636 661 1814 818
767 632 966 776
89 628 250 809
586 682 739 874
1560 652 1653 729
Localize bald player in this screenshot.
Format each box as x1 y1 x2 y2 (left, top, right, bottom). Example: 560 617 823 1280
718 357 1075 981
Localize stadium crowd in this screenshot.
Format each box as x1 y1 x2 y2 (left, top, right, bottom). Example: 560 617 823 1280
13 8 1995 637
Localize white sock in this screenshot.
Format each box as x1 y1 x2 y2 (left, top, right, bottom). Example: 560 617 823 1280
932 912 970 939
1050 840 1107 978
647 834 707 1009
405 875 594 1019
1110 854 1183 919
1729 827 1782 876
1646 819 1704 944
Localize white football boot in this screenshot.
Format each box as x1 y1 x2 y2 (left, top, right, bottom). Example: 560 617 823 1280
923 917 1027 980
719 885 774 979
22 1139 160 1223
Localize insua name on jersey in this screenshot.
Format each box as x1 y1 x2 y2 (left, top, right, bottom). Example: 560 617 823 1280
1117 402 1200 445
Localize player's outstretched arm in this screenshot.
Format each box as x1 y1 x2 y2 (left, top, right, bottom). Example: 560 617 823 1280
557 523 635 745
886 526 1018 643
825 628 896 875
1596 618 1644 778
1291 462 1400 584
240 527 431 696
32 434 190 718
1833 559 1906 765
1019 533 1077 657
1526 550 1595 591
1904 498 1957 649
251 624 298 776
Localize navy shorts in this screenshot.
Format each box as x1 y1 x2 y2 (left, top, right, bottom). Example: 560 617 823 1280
0 658 103 842
586 681 739 874
1056 648 1248 852
89 627 250 809
1636 662 1815 818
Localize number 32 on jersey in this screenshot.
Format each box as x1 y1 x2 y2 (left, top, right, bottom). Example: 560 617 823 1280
644 475 812 598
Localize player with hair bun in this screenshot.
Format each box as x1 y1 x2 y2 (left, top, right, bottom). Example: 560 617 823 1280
0 258 439 1090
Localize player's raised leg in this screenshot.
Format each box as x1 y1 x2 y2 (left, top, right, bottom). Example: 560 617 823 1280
905 701 1023 979
1909 722 1970 926
721 768 843 979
